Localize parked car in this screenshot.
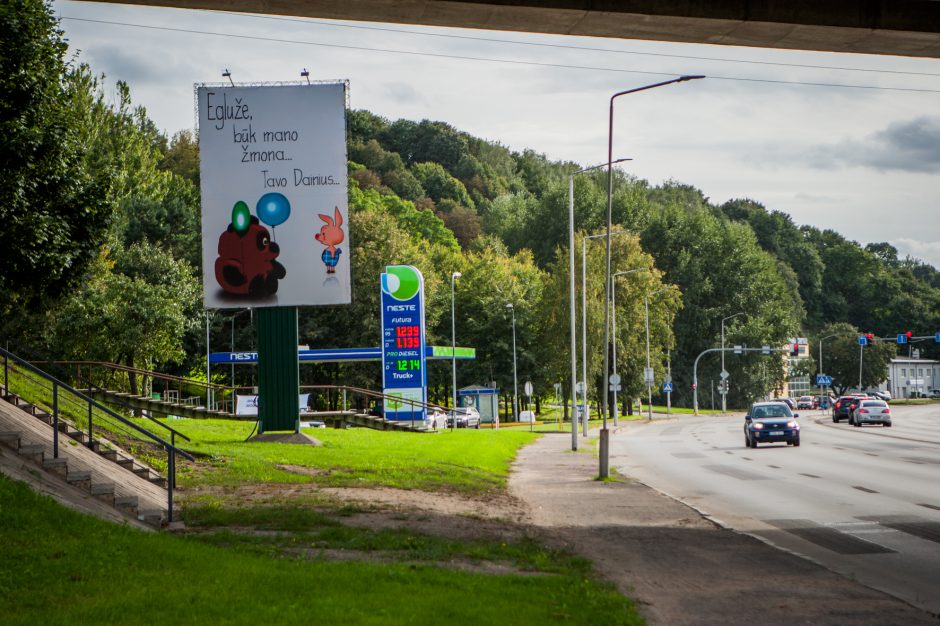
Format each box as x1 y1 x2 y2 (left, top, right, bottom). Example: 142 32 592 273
427 407 447 429
929 389 940 399
870 390 892 401
446 407 481 429
778 397 796 410
832 396 864 423
744 401 800 448
851 399 892 427
797 395 814 410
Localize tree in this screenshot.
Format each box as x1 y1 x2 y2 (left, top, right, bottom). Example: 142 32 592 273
0 1 113 320
812 323 894 396
47 242 201 392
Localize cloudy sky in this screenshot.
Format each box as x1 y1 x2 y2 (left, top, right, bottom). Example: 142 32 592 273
54 1 940 267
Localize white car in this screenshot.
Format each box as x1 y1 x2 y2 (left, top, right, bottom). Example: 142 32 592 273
446 407 481 429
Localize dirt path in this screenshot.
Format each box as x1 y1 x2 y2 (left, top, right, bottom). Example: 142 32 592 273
508 430 936 626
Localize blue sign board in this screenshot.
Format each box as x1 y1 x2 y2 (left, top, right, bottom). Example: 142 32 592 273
380 266 427 421
935 332 940 343
816 375 832 386
897 333 908 345
858 336 867 346
662 382 673 393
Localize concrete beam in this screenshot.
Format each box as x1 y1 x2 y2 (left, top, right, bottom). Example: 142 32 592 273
87 0 940 58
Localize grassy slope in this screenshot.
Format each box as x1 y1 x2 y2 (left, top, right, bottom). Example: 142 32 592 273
0 475 641 625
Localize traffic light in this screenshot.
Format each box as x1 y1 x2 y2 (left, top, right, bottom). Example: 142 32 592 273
790 343 800 357
906 331 913 339
865 332 874 345
691 382 697 390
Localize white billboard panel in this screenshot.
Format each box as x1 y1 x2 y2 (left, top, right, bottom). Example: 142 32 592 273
197 83 350 308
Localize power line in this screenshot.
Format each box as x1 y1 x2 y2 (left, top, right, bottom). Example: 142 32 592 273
62 16 940 94
203 9 940 79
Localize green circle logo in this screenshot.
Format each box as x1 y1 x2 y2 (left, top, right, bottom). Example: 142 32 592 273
382 265 421 301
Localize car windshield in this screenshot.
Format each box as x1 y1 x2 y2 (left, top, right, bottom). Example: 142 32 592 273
751 404 792 419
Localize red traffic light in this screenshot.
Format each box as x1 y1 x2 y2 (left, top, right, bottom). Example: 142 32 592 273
866 333 874 341
691 383 697 390
906 331 913 338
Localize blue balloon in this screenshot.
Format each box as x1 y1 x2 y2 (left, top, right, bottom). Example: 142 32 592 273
256 192 291 227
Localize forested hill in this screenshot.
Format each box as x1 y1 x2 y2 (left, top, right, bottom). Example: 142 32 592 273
344 109 940 348
4 0 938 408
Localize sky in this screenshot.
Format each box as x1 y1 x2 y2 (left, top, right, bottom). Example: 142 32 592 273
54 1 940 268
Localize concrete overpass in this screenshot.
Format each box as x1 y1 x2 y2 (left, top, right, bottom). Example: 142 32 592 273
90 0 940 58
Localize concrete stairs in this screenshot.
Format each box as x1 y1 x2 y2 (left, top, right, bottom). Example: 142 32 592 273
0 387 170 529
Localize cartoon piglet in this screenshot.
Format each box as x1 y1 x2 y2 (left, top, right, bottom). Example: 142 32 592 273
314 207 344 273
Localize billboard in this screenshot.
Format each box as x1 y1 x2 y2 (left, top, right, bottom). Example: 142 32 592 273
380 266 427 421
197 82 349 308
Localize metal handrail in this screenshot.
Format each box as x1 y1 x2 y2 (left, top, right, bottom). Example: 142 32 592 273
82 383 191 443
2 347 194 522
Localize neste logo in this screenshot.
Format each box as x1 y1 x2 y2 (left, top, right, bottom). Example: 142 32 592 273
381 265 422 301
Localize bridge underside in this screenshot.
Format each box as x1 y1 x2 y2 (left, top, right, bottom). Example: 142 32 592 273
89 0 940 58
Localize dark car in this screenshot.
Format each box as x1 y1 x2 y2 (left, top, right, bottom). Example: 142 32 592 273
778 397 796 410
832 396 864 423
851 399 892 427
744 401 800 448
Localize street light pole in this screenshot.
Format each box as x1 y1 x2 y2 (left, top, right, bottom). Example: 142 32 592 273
451 271 461 429
570 161 628 450
582 231 627 438
601 74 704 478
645 288 666 421
720 312 745 413
506 303 518 423
611 268 644 426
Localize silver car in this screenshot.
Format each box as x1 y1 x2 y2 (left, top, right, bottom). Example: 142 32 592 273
446 407 481 429
851 399 891 427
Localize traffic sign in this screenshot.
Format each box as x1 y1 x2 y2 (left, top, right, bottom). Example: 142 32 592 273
644 368 655 385
719 369 730 380
662 382 673 393
664 375 673 384
575 381 586 394
897 333 907 345
609 384 621 392
761 345 771 355
858 336 868 346
936 332 940 343
609 373 621 385
816 374 832 386
524 381 533 397
733 345 743 354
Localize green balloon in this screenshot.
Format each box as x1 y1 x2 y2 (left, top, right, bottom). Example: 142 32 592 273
232 201 251 234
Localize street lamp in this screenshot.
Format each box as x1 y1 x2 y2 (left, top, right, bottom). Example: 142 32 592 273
645 288 667 420
506 303 518 423
720 312 745 413
611 268 645 425
582 230 628 438
569 160 629 451
601 74 705 478
451 271 461 430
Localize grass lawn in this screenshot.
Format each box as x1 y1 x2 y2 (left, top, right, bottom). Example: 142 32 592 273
166 418 538 494
0 475 642 626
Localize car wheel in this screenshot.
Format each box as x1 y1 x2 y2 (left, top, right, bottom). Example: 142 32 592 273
750 437 758 449
832 416 838 423
793 437 800 447
745 435 750 448
885 422 892 427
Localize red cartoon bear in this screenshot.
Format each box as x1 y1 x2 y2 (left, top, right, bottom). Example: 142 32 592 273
215 216 287 296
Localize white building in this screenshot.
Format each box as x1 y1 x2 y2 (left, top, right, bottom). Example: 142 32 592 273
879 358 940 398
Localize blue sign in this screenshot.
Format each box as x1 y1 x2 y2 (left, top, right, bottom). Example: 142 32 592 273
858 336 867 346
897 333 908 345
935 332 940 343
662 382 673 393
380 266 427 421
816 375 832 386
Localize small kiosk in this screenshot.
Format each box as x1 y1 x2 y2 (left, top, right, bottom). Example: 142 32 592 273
457 385 499 425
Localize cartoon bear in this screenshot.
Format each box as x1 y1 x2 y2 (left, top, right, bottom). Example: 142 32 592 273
215 216 287 296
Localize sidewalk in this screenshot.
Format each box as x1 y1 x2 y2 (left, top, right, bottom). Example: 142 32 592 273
508 425 935 626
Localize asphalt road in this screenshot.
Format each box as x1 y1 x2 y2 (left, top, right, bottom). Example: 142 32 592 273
610 403 940 616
